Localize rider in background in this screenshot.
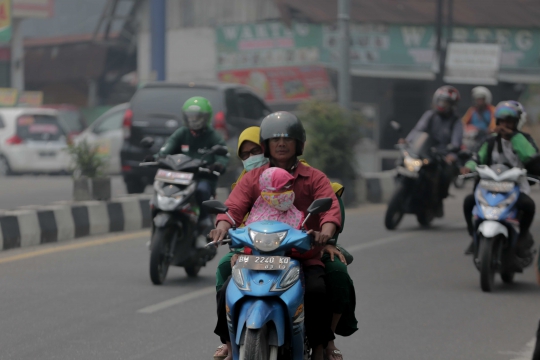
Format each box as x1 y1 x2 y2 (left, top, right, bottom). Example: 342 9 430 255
462 86 496 133
402 85 463 215
155 96 229 232
461 101 538 258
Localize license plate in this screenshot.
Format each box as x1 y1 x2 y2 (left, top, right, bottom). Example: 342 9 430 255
155 169 194 185
235 255 291 271
39 151 56 157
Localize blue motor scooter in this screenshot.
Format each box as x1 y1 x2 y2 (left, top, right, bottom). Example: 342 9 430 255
204 198 333 360
463 164 539 292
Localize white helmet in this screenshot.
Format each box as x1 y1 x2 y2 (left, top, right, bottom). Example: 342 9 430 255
472 86 492 105
511 101 528 130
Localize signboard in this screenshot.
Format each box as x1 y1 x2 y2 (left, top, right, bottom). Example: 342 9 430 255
219 66 334 103
0 0 11 43
18 90 43 106
0 87 17 106
217 22 540 76
444 42 501 85
13 0 53 18
216 22 322 71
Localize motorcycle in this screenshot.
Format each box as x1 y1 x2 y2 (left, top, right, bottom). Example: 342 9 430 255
385 129 445 230
461 164 539 292
140 137 228 285
203 197 333 360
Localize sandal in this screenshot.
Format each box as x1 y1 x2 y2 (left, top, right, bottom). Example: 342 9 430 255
325 349 344 360
213 344 228 360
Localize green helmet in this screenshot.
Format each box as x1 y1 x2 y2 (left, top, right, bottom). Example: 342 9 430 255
260 111 306 156
182 96 213 131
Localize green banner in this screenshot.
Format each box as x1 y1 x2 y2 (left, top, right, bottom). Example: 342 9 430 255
216 22 322 70
216 21 540 72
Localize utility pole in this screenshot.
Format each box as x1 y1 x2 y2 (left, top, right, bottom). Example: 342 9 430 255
338 0 351 110
435 0 445 84
150 0 166 81
10 19 24 91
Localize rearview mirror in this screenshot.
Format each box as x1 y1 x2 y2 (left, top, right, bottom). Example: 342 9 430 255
202 200 229 214
307 198 332 215
390 121 401 131
140 137 155 148
210 145 229 156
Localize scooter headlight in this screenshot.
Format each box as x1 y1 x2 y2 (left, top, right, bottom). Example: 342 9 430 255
404 156 423 172
249 229 287 252
156 194 182 211
232 267 249 290
279 266 300 289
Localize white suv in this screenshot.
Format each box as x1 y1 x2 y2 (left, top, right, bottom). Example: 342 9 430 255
0 108 71 175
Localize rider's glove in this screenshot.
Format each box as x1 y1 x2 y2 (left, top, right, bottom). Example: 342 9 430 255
209 163 225 174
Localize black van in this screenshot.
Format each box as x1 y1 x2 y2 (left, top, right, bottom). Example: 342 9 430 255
120 81 272 193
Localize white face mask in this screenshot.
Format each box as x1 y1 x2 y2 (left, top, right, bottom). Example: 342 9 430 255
242 154 269 172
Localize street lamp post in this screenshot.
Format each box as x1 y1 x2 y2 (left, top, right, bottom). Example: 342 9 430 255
338 0 351 110
150 0 166 81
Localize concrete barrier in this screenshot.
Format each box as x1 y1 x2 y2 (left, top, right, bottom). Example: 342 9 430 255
0 194 153 252
355 170 397 204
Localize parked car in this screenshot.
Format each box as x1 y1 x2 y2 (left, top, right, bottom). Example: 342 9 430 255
120 81 272 193
74 103 128 174
41 104 87 142
0 108 71 175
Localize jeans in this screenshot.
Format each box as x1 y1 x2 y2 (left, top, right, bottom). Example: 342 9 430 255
534 319 540 360
196 180 213 220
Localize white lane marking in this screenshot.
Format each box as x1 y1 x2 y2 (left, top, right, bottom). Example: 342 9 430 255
137 286 215 314
498 337 536 360
347 232 420 253
136 224 463 314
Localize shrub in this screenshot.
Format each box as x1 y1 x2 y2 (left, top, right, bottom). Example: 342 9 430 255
66 140 108 178
298 100 363 180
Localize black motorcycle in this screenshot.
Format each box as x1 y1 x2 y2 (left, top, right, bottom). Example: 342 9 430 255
385 128 445 230
140 138 228 285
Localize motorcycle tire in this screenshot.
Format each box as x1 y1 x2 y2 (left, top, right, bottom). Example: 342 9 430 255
149 229 171 285
479 236 496 292
240 326 278 360
125 177 146 194
500 271 515 284
416 211 434 228
184 265 201 277
453 176 465 189
384 185 406 230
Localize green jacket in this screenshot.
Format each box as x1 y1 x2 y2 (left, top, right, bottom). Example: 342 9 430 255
158 126 229 186
465 133 538 171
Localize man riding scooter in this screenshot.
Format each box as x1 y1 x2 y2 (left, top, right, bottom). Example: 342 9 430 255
209 112 345 360
149 96 229 244
461 101 539 258
400 85 463 216
462 86 496 134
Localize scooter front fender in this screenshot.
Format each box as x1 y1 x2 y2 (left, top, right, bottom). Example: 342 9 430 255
478 220 508 238
235 298 286 346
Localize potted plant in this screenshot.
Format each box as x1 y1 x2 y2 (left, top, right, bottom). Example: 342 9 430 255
66 140 111 201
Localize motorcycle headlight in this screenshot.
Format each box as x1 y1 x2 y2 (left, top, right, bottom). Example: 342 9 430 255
404 156 423 172
232 267 249 290
480 204 504 220
248 229 287 252
279 266 300 290
475 188 488 206
156 194 182 211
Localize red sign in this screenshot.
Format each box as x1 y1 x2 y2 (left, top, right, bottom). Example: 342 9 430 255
219 66 334 103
